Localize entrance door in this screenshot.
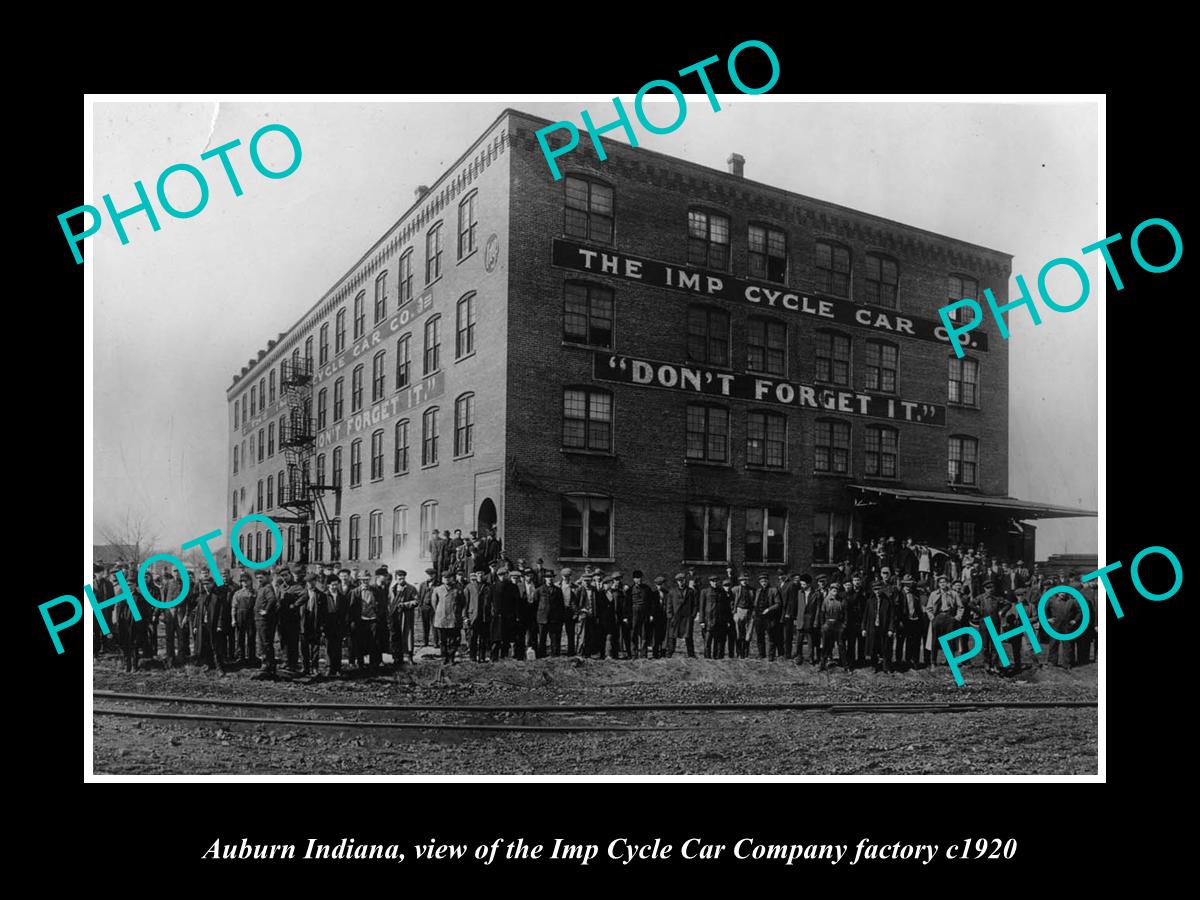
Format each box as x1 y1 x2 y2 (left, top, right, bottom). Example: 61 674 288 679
478 497 497 534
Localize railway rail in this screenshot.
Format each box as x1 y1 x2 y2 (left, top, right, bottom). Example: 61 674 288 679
93 690 1096 734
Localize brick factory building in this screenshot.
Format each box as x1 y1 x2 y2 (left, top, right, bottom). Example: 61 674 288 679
225 108 1094 579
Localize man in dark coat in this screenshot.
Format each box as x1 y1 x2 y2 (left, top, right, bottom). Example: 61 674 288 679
253 570 278 675
299 573 325 675
611 572 632 659
843 574 868 669
558 569 579 656
799 575 823 665
598 575 621 659
576 574 600 657
699 575 728 659
975 579 1006 673
627 571 655 659
666 573 696 658
277 568 306 673
464 571 490 662
863 579 896 673
490 569 521 660
781 573 801 660
534 574 566 657
753 573 783 660
895 576 926 668
359 567 390 671
195 571 229 674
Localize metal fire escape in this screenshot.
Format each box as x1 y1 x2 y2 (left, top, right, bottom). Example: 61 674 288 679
278 356 339 562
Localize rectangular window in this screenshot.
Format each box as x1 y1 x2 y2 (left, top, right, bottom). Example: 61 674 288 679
392 506 408 552
394 420 409 474
398 252 413 305
233 401 239 428
748 225 787 281
814 242 851 297
353 292 365 339
369 510 383 559
374 272 387 324
286 527 294 563
812 512 852 565
685 405 729 464
947 520 977 547
949 357 979 406
454 394 474 457
423 317 441 374
349 516 361 561
330 518 341 561
686 306 730 367
332 449 343 490
426 225 444 283
316 454 326 489
865 427 898 478
370 430 384 480
864 342 898 393
745 506 787 564
562 388 612 452
350 439 362 487
684 504 729 563
747 411 786 468
947 275 979 325
948 436 979 486
563 282 614 348
560 495 612 559
815 420 850 474
351 365 363 412
256 479 263 511
747 318 786 375
257 428 264 462
319 323 329 365
267 475 274 510
687 210 730 269
456 294 476 359
315 520 324 562
395 335 411 390
335 309 346 353
816 332 851 385
458 192 478 258
241 394 247 425
269 369 275 405
564 176 614 244
233 446 239 475
865 254 899 308
422 408 439 467
317 389 327 429
304 336 313 364
333 378 344 422
267 422 275 458
372 352 386 402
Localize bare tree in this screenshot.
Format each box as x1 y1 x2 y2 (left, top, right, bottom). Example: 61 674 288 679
97 508 162 571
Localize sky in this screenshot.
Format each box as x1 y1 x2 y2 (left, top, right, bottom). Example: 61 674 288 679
90 98 1099 557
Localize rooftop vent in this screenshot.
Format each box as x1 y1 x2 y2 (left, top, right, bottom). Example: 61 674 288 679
727 153 745 177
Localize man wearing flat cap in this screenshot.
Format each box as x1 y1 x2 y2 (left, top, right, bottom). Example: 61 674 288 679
731 573 754 659
534 572 566 657
666 572 696 658
389 569 419 667
626 571 653 659
754 573 783 661
557 568 580 656
699 575 728 659
276 566 306 673
863 579 896 673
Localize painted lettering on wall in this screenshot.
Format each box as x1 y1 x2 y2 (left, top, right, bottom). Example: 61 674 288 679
593 354 946 426
314 372 445 449
553 239 988 351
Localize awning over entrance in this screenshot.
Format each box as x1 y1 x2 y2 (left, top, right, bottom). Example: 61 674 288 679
847 485 1097 519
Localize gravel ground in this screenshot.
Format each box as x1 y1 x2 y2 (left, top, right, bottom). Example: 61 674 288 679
92 649 1097 775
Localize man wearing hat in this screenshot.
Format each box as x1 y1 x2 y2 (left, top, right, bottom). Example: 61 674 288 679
357 567 390 671
818 581 848 670
389 570 420 667
596 574 619 659
533 570 567 657
608 571 629 659
625 571 651 659
780 572 801 660
299 572 326 676
666 572 696 658
91 564 114 658
575 571 599 658
699 575 727 659
417 568 437 649
730 573 754 659
253 570 278 676
490 567 521 659
895 576 925 668
557 568 580 656
753 573 783 661
276 566 306 673
863 579 896 673
231 571 257 666
843 573 868 669
463 570 490 663
924 575 963 667
649 576 670 658
975 579 1006 674
431 569 463 663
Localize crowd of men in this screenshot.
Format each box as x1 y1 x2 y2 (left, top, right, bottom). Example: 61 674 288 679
91 529 1098 678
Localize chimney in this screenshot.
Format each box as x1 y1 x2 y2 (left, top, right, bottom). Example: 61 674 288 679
415 185 430 201
727 153 745 178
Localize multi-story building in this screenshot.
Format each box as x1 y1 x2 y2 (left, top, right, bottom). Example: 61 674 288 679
225 108 1093 578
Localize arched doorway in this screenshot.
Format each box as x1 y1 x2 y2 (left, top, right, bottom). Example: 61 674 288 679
477 497 497 534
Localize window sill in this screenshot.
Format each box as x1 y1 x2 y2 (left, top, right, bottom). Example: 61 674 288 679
743 561 788 568
946 483 981 491
455 351 476 364
370 477 384 484
423 368 442 379
453 453 474 462
858 388 899 399
458 248 478 265
684 459 733 469
422 463 439 471
559 557 615 564
426 275 443 289
561 341 614 353
349 483 362 490
746 368 788 379
393 469 410 477
812 470 854 478
811 380 853 391
745 464 788 473
862 474 900 482
682 560 730 567
948 402 981 410
561 448 616 458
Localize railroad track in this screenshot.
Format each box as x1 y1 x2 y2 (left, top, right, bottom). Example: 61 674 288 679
93 690 1096 734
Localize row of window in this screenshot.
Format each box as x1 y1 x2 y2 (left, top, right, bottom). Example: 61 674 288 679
562 387 981 484
561 173 980 314
236 505 980 568
232 194 480 430
232 396 476 521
